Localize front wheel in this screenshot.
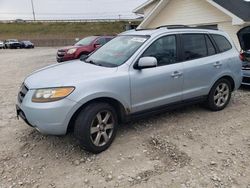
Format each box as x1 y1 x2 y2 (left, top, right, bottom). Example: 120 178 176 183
79 54 88 60
206 78 232 111
74 103 118 153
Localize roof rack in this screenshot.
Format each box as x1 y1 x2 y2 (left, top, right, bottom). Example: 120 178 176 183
156 25 189 29
156 25 218 30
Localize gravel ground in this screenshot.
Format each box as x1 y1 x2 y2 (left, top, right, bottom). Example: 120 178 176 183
0 48 250 188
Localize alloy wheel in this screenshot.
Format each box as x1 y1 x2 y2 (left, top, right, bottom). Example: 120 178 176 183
90 111 114 147
213 83 230 107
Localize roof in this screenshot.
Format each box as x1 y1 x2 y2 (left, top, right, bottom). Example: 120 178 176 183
133 0 158 14
213 0 250 21
119 26 226 38
134 0 250 24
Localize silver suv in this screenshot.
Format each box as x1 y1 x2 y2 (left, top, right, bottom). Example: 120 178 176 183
16 26 242 153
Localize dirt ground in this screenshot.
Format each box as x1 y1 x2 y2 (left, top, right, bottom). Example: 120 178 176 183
0 48 250 188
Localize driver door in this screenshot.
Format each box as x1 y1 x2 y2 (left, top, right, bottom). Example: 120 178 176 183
130 35 183 113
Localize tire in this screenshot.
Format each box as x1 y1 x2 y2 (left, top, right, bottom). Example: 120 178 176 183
206 78 232 111
74 102 118 153
79 53 88 60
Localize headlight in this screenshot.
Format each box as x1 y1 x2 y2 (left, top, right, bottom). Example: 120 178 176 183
67 48 77 54
32 87 75 103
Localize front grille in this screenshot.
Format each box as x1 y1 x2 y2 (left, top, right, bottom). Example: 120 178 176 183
18 83 28 103
242 77 250 84
57 50 66 57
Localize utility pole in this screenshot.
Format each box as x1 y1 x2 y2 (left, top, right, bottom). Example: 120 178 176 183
31 0 36 21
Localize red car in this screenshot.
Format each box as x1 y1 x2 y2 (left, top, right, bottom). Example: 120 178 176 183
57 36 114 62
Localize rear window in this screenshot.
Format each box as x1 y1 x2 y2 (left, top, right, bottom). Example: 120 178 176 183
211 34 232 53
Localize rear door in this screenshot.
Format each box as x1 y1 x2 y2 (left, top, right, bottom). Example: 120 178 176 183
180 33 223 100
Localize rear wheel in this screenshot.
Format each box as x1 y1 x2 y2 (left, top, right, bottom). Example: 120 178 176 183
206 78 232 111
74 103 118 153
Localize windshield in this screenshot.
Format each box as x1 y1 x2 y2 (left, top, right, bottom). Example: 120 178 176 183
9 39 18 42
84 35 149 67
75 36 96 46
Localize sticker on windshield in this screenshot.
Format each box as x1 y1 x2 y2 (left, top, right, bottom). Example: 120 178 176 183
131 37 147 43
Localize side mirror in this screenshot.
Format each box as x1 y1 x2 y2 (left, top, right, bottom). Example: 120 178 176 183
94 43 101 48
135 57 158 69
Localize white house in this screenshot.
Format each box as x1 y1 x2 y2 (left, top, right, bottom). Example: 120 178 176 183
133 0 250 49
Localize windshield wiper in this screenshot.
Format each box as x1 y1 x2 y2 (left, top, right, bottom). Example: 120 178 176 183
85 60 103 66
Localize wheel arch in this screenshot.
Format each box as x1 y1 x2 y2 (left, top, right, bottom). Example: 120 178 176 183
67 97 128 133
77 51 89 58
211 75 235 92
220 76 235 91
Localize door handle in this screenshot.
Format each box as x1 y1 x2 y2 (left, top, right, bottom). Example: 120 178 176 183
213 61 222 68
171 71 183 78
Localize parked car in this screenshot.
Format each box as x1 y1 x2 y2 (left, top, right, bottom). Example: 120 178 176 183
57 36 114 62
20 41 34 49
4 39 21 49
238 26 250 85
0 41 4 49
17 26 242 153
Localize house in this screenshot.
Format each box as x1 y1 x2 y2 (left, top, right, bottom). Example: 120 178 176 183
133 0 250 50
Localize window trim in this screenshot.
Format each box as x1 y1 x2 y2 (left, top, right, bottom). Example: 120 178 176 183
133 34 181 69
180 33 218 62
205 34 217 56
210 34 232 53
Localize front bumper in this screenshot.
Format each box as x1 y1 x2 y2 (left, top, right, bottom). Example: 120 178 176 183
57 55 75 63
57 51 77 63
16 89 78 135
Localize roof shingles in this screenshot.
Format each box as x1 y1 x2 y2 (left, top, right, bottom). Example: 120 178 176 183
213 0 250 21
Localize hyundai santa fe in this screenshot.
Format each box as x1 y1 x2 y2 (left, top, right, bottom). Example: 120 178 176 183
16 26 242 153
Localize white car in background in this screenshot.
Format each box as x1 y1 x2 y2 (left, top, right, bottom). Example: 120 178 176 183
0 41 4 49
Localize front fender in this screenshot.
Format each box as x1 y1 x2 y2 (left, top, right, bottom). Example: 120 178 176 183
63 92 130 129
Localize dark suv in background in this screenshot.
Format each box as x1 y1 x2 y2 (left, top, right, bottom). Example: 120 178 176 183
238 26 250 85
20 41 34 49
57 36 114 62
4 39 21 49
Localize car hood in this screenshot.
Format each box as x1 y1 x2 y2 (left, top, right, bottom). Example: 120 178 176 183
24 60 118 89
59 45 88 51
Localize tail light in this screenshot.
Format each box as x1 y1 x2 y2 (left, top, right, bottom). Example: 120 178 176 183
239 51 245 61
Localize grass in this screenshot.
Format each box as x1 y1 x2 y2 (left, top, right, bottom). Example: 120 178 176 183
0 21 140 46
0 21 138 40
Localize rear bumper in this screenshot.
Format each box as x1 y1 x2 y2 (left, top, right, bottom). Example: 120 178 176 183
242 69 250 85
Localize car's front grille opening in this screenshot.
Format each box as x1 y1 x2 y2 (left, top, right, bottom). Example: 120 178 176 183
18 83 29 103
242 77 250 84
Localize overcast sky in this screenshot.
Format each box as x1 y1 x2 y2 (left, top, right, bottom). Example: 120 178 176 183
0 0 146 20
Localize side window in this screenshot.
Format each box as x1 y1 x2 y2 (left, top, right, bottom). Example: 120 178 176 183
95 38 106 45
142 35 177 66
182 34 207 61
205 35 216 56
211 34 232 53
105 38 113 43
